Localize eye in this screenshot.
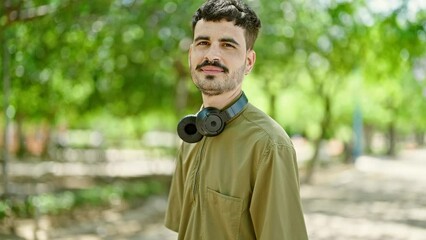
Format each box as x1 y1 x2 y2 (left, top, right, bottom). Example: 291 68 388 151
196 41 209 46
223 43 235 48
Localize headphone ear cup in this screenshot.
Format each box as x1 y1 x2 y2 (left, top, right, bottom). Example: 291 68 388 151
177 115 203 143
196 107 225 137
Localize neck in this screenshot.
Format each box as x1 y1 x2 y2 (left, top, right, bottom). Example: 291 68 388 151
202 88 242 109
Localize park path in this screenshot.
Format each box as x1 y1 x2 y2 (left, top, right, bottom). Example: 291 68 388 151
8 148 426 240
302 148 426 240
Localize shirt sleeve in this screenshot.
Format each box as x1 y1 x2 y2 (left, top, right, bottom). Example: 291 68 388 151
164 145 184 232
249 142 309 240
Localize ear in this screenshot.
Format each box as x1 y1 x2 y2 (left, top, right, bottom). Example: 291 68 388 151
245 49 256 75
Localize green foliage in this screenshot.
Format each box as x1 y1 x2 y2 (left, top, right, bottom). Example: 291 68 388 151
0 179 168 220
0 0 425 154
250 0 426 144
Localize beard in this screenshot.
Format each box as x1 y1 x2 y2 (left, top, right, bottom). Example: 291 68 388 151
190 62 246 96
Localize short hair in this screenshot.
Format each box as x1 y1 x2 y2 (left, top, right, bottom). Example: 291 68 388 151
192 0 261 50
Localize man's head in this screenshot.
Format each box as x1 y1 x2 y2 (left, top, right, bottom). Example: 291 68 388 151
189 0 261 97
192 0 261 51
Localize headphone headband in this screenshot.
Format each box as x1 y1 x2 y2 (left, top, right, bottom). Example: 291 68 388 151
222 93 248 120
177 92 248 143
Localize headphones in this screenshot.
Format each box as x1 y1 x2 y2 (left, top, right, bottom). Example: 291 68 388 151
177 92 248 143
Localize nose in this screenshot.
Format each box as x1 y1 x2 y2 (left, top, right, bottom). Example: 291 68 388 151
204 44 221 62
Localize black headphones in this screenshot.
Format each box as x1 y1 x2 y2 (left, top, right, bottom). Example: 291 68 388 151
177 92 248 143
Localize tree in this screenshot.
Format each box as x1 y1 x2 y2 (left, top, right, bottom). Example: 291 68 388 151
361 5 426 155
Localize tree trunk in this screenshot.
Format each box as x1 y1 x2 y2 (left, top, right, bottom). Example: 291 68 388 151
269 93 277 120
303 137 322 184
16 116 27 159
387 122 397 156
342 141 353 163
363 124 374 154
1 0 11 199
415 131 424 146
303 96 332 184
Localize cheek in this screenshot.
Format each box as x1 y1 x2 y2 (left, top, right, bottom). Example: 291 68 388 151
190 52 203 66
229 56 247 69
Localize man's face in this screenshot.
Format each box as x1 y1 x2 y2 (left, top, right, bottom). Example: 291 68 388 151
189 19 255 96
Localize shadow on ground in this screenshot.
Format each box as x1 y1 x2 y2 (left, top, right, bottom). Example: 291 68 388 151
2 148 426 240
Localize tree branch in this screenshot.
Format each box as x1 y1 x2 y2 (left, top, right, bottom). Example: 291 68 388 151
5 4 55 26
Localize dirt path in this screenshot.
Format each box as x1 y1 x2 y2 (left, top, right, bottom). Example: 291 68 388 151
302 148 426 240
7 148 426 240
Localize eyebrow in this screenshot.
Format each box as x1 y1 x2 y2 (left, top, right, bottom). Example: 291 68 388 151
194 36 210 42
220 37 240 46
194 35 240 46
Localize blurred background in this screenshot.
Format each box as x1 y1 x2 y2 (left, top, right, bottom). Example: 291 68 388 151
0 0 425 239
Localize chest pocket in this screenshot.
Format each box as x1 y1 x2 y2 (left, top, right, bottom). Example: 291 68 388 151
203 188 244 240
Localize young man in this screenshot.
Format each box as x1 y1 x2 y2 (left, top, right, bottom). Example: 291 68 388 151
165 0 308 239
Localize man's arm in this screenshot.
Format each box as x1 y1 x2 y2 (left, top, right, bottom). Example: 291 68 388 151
164 145 184 232
250 143 308 240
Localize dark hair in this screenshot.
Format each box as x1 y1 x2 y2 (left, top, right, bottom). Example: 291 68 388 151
192 0 261 50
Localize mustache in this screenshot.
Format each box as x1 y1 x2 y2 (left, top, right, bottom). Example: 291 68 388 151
195 60 229 73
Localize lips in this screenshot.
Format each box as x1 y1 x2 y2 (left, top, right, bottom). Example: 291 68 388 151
200 66 224 74
196 60 229 74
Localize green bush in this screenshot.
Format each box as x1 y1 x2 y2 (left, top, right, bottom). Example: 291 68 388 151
0 179 169 220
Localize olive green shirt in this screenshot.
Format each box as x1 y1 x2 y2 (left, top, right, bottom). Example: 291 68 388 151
165 103 308 240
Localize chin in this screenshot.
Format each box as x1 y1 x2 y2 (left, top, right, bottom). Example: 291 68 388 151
203 74 216 80
200 88 223 96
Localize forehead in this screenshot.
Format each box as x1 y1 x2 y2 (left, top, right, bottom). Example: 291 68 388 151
194 19 246 43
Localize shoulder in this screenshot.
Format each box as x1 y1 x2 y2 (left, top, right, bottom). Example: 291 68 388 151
237 104 297 173
239 103 293 148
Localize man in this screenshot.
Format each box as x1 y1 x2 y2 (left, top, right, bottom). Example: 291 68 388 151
165 0 308 239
